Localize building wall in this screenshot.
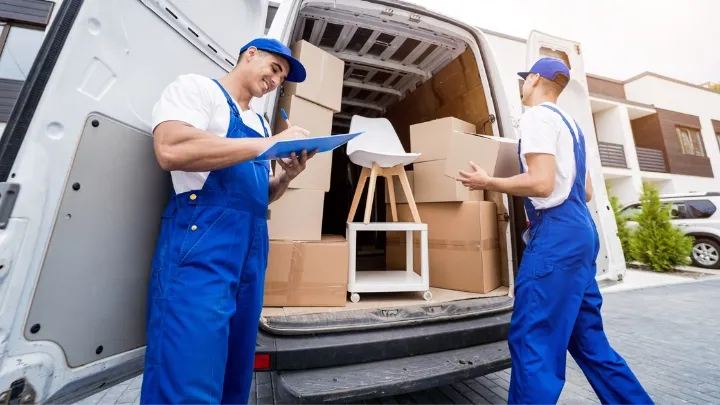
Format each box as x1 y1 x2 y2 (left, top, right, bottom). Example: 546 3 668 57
624 75 720 184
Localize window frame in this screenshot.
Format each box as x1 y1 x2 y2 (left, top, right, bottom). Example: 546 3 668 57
675 125 706 157
0 22 46 81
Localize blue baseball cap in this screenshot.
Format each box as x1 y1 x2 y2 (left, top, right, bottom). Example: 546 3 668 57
517 57 570 87
240 38 307 83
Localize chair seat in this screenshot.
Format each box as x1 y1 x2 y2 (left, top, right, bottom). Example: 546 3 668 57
348 150 421 169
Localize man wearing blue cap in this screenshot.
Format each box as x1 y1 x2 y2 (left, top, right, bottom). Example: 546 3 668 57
458 57 653 404
140 38 315 404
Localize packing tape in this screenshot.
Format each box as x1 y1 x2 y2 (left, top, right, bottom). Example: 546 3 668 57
387 237 499 251
286 242 305 304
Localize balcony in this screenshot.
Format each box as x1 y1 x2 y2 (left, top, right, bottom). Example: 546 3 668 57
636 147 667 173
597 142 628 168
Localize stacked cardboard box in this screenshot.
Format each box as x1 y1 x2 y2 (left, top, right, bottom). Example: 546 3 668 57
264 40 349 307
268 40 344 242
384 116 519 294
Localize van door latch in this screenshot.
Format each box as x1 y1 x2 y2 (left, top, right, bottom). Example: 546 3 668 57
0 183 20 230
0 378 36 405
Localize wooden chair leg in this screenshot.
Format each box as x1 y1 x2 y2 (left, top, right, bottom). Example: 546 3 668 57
347 168 369 223
386 173 398 222
364 163 379 224
397 165 421 223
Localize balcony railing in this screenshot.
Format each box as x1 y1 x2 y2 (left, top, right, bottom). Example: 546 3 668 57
636 147 667 173
598 142 628 168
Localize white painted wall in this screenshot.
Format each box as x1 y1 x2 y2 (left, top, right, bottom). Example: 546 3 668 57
594 107 626 144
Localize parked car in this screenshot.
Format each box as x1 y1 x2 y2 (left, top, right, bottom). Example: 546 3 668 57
620 192 720 269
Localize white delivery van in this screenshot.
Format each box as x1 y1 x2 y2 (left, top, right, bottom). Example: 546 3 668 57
0 0 625 403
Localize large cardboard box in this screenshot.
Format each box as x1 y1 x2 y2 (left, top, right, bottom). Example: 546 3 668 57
413 161 483 202
386 202 501 294
264 236 349 307
385 170 414 204
282 40 344 112
268 189 324 241
410 118 476 163
273 95 333 191
410 118 520 183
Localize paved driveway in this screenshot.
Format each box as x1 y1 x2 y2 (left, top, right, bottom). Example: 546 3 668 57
79 278 720 405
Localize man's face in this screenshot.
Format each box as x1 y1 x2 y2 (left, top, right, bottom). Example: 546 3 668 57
243 47 291 98
520 73 539 106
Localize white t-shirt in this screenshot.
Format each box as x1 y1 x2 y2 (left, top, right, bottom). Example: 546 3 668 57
519 102 590 210
151 73 272 195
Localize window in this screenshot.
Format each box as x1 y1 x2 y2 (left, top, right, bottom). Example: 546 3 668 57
265 3 279 35
687 199 717 219
666 202 689 220
0 24 44 81
619 204 642 220
676 126 706 157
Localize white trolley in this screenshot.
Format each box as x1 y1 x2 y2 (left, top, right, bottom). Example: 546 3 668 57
346 221 431 303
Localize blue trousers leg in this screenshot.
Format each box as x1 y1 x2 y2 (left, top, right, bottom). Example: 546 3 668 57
507 252 587 404
221 221 269 405
141 209 255 404
568 276 654 405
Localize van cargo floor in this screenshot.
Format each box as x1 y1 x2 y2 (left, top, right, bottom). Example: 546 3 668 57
260 287 512 334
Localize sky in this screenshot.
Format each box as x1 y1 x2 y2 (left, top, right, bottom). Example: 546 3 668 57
411 0 720 85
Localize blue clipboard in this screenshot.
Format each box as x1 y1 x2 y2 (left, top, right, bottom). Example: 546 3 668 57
252 132 364 161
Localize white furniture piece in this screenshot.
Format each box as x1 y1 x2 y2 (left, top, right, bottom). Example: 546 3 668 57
347 222 431 303
346 115 422 224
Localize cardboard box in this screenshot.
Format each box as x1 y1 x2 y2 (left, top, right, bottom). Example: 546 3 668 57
432 58 468 104
264 236 348 307
410 118 476 163
386 202 501 294
268 189 324 241
385 170 414 204
273 95 333 191
282 40 344 112
410 118 519 182
413 161 483 202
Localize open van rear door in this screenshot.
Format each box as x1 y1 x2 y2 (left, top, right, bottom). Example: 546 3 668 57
525 30 626 282
0 0 276 403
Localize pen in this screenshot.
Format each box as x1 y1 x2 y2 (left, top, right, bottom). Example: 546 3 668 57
280 108 291 128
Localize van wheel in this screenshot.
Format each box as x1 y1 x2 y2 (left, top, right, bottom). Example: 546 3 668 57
691 239 720 269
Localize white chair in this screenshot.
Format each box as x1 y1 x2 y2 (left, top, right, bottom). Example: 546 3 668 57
346 116 421 224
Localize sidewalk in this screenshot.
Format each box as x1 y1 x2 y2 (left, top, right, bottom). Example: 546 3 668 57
603 266 719 294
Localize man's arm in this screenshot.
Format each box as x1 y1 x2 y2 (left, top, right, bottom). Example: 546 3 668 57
484 153 556 197
268 172 291 203
585 172 593 202
154 121 270 172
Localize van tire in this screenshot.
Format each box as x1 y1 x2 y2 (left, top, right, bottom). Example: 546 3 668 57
691 238 720 270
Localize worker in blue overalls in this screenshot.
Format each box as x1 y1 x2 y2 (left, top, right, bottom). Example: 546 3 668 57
457 57 654 404
140 38 315 404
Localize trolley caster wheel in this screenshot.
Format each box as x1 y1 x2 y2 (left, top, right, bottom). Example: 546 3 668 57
423 291 433 301
350 293 360 303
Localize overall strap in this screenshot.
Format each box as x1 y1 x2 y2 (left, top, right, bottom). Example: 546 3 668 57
539 104 585 189
211 79 240 118
255 113 269 137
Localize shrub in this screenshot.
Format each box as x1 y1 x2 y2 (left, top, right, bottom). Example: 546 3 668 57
628 182 693 272
607 188 633 263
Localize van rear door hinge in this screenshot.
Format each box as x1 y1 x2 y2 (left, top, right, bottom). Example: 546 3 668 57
0 378 36 405
0 183 20 230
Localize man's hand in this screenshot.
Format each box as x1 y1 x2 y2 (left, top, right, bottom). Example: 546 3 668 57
457 161 491 191
276 149 318 181
273 126 310 141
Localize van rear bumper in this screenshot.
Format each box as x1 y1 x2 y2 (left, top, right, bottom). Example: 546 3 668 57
270 340 511 404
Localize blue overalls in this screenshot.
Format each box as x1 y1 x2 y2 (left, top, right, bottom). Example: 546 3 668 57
141 79 271 404
508 104 654 405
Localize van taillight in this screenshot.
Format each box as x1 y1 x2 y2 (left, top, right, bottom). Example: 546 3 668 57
254 353 271 370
